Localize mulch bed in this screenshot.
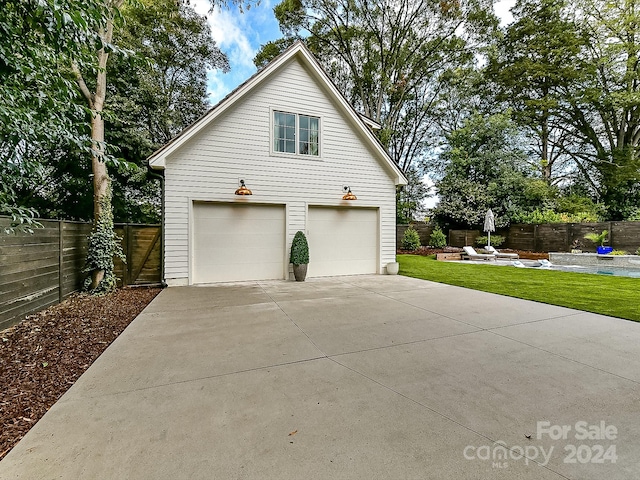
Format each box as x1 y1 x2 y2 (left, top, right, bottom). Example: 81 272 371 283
397 247 549 260
0 287 161 460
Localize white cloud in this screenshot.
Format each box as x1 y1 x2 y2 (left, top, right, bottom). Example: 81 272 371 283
494 0 516 26
191 0 258 69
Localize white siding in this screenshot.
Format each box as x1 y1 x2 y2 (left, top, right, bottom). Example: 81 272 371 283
163 58 397 284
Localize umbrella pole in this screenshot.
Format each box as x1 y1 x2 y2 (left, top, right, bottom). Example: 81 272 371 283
488 231 491 248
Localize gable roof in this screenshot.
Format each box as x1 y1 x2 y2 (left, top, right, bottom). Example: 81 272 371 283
148 41 408 186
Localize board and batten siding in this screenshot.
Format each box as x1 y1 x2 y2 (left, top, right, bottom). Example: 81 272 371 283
163 58 397 284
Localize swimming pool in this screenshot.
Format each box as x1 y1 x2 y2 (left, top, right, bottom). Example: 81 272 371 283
549 264 640 278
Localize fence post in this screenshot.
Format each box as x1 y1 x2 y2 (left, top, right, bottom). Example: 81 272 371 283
59 220 64 302
122 223 131 287
609 221 614 249
533 224 539 252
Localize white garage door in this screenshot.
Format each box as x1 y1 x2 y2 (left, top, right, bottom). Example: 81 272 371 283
192 203 286 283
307 207 378 277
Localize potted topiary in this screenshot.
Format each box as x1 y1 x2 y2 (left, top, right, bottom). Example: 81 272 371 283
584 230 612 254
290 230 309 281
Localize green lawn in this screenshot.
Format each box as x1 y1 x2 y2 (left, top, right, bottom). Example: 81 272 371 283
398 254 640 322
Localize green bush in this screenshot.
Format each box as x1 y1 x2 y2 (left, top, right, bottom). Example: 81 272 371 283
402 227 421 251
515 208 600 224
609 250 627 255
636 247 640 256
475 235 505 247
290 231 309 265
626 208 640 221
429 227 447 248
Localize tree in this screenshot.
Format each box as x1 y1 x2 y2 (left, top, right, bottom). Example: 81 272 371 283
70 0 127 291
396 167 431 223
487 0 587 184
564 0 640 218
0 0 107 232
431 112 551 229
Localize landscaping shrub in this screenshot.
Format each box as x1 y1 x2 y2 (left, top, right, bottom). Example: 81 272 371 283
514 208 600 224
609 250 627 255
475 235 505 247
290 231 309 265
429 227 447 248
626 208 640 221
402 227 421 251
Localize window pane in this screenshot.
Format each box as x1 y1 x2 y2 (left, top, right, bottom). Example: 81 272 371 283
274 111 296 152
285 113 295 127
285 139 295 153
299 115 319 156
285 127 295 140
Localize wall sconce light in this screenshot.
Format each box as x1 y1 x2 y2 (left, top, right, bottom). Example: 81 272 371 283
342 186 357 200
235 179 252 195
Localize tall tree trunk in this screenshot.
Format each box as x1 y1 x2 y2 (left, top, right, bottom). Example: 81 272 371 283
73 1 121 290
90 111 109 288
541 112 551 182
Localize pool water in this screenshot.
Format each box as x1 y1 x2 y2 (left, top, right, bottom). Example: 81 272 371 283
550 265 640 278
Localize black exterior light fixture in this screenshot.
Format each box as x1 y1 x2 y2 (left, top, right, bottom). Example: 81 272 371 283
235 179 252 195
342 186 357 200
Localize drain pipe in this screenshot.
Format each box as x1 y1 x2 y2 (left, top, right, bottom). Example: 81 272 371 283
147 166 167 288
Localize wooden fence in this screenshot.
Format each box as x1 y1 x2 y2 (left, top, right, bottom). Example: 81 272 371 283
0 217 161 330
396 223 435 249
447 221 640 252
397 221 640 252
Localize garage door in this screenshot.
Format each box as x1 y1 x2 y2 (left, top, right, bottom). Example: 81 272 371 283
192 203 285 283
307 207 378 277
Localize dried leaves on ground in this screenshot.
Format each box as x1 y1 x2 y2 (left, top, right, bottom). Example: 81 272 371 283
0 287 161 460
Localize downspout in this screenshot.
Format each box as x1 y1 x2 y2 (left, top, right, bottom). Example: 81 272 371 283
147 167 167 288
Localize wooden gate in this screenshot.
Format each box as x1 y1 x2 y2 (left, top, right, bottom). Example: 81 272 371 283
114 224 162 286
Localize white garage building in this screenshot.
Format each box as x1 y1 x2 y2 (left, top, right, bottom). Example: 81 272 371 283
148 41 407 285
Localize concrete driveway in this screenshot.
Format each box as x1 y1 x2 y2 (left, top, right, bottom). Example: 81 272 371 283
1 275 639 479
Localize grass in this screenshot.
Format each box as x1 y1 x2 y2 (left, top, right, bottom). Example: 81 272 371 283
398 254 640 322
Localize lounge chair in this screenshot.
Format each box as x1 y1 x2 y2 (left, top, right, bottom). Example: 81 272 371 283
485 245 519 259
462 246 496 261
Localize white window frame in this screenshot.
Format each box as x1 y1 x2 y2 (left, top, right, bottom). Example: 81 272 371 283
270 108 322 158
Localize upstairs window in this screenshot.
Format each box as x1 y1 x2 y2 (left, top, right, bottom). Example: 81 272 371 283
273 111 320 156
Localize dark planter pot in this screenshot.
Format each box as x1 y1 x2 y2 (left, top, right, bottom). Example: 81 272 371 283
597 246 614 255
293 264 308 282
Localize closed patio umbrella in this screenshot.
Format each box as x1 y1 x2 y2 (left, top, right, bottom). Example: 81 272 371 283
484 209 495 247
